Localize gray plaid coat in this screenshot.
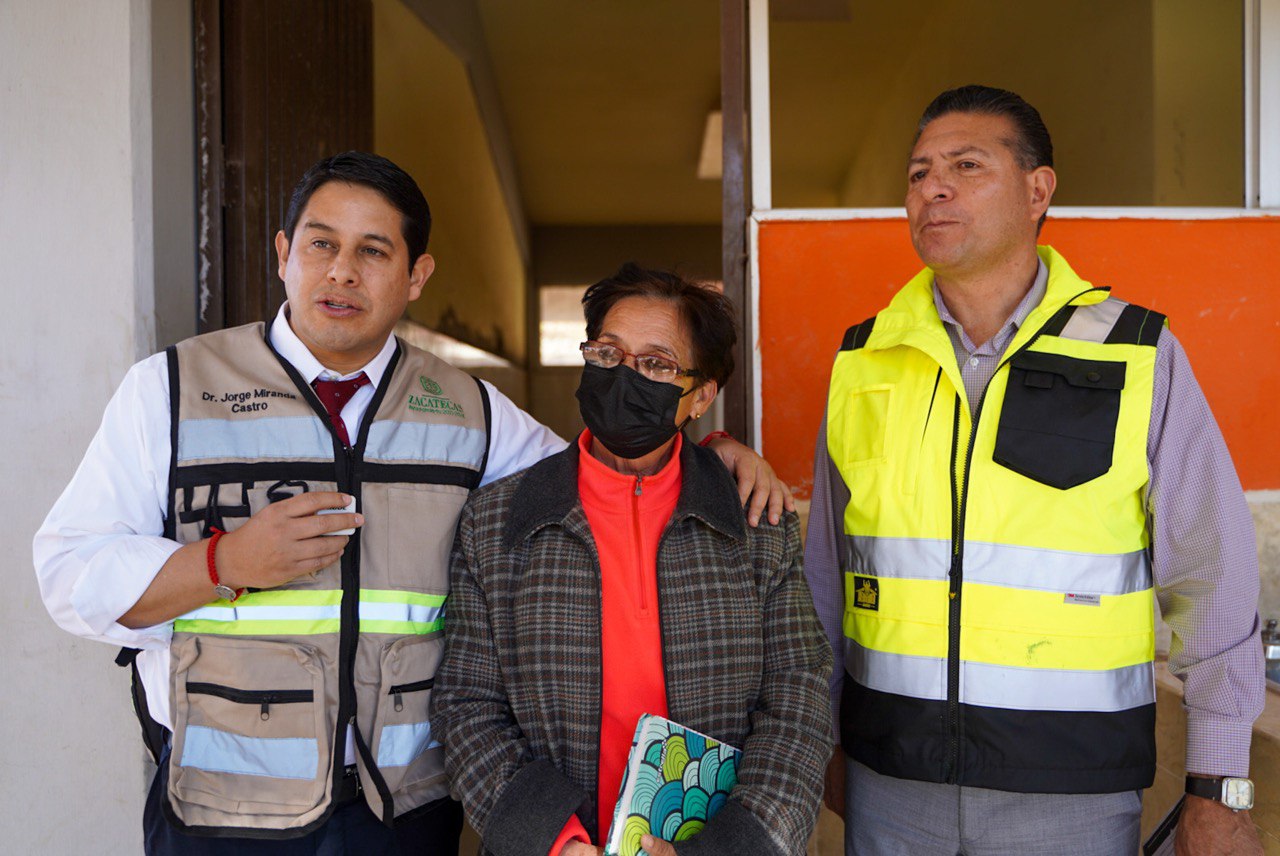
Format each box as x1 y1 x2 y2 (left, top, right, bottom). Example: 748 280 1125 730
431 439 832 856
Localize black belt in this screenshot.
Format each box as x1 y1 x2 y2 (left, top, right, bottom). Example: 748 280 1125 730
334 765 363 806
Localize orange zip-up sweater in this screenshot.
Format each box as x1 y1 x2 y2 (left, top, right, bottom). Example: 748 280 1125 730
549 430 680 852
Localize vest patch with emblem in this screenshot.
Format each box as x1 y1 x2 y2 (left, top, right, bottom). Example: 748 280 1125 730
408 375 465 417
853 575 879 611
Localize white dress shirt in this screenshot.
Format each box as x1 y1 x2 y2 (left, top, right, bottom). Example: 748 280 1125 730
34 304 567 744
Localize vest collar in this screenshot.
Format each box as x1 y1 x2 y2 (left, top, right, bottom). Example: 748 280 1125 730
862 246 1110 392
506 435 748 548
867 246 1106 355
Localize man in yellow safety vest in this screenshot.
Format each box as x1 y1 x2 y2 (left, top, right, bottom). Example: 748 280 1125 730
805 85 1264 855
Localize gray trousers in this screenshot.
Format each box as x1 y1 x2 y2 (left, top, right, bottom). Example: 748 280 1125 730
845 758 1142 856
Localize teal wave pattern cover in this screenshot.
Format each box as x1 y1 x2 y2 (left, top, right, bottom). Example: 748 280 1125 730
603 714 741 856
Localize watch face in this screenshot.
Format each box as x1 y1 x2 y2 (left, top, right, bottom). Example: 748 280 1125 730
1223 778 1255 811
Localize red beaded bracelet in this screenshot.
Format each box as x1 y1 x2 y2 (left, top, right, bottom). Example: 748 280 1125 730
206 526 243 602
698 430 732 447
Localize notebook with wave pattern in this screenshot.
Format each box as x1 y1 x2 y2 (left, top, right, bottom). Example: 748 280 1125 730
603 714 741 856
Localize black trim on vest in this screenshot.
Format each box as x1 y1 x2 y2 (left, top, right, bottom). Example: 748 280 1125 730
353 342 401 454
473 375 492 484
164 345 180 541
348 346 402 824
1037 305 1074 337
840 316 877 352
1104 303 1166 347
352 721 397 825
362 462 481 489
174 462 339 489
840 680 1155 794
114 646 167 765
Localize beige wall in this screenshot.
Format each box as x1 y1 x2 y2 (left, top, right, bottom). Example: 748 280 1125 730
3 0 196 850
1153 0 1244 206
772 0 1242 209
373 0 527 366
832 0 1156 207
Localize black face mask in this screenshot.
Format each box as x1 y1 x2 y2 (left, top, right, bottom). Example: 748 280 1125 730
575 363 695 459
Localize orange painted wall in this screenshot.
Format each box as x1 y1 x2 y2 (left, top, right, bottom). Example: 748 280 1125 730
758 217 1280 496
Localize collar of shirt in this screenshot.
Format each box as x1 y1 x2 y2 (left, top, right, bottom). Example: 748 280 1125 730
932 259 1048 357
267 301 397 386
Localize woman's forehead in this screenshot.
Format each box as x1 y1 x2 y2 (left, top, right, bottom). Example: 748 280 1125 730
599 297 690 357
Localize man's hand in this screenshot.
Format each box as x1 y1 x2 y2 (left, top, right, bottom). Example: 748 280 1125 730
1175 795 1262 855
560 842 603 856
118 491 362 629
640 835 678 856
217 491 361 589
823 750 846 818
705 436 795 526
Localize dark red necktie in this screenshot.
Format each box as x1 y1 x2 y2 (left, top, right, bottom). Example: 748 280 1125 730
311 373 370 447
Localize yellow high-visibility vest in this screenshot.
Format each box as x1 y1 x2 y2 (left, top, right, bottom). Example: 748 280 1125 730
828 246 1162 794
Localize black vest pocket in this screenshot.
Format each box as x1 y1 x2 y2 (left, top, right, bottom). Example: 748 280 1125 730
993 351 1125 490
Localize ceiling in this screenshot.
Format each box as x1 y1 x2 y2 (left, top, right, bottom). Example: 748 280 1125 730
475 0 723 225
467 0 1243 226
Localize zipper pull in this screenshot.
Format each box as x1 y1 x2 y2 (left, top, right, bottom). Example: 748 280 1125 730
394 692 404 712
260 701 270 721
634 476 643 496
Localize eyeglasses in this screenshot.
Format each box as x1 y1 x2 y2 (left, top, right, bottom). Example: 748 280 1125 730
579 341 703 384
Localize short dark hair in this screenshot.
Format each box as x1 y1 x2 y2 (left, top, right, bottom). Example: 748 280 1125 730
582 263 737 388
916 85 1053 170
283 151 431 270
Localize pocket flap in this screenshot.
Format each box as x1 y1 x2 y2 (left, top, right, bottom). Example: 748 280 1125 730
1011 352 1126 390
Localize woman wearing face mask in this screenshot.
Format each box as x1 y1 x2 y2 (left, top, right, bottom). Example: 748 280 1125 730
431 264 832 856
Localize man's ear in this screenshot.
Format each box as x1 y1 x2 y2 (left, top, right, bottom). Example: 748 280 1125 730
1029 166 1056 222
408 253 435 301
274 230 291 281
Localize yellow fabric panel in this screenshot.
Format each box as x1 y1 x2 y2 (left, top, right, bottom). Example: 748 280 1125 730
842 574 949 658
829 348 961 541
960 583 1155 670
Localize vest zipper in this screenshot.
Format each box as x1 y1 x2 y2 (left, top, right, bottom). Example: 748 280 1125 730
185 682 314 722
945 396 964 783
941 288 1103 784
335 442 358 797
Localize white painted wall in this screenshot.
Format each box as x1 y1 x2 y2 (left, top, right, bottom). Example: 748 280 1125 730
1 0 191 850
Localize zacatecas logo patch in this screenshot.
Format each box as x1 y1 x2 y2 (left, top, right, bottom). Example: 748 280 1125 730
853 575 879 611
408 375 465 417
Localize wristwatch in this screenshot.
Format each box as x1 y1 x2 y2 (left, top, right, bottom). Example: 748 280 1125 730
1185 774 1255 811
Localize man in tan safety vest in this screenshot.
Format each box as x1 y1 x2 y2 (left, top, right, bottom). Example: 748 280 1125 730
805 86 1264 855
35 151 791 855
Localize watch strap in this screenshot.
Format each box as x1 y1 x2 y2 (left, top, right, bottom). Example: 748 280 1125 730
1185 775 1224 801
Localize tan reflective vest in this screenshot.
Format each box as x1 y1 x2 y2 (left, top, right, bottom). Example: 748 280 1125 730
828 247 1163 794
161 323 489 836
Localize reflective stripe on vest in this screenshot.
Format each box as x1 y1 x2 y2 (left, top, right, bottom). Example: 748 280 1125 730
175 589 446 636
843 639 1154 712
842 534 1149 594
376 722 440 768
179 414 488 466
181 725 320 780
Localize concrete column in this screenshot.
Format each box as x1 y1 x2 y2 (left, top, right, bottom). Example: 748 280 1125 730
1 0 191 849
